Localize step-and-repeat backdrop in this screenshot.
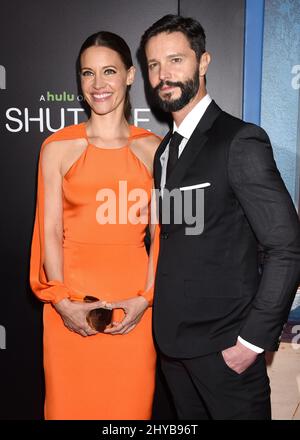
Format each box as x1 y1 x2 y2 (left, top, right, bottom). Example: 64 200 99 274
5 0 293 420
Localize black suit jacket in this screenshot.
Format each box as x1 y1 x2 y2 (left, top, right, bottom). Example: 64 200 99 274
153 100 300 358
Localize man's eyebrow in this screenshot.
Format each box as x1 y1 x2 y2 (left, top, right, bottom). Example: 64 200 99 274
167 53 185 58
147 53 185 63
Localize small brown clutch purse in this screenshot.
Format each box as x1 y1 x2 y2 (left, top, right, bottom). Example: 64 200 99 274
84 295 113 332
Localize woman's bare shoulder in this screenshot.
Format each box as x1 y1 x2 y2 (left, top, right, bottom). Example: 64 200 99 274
41 138 88 181
135 133 161 156
42 138 87 161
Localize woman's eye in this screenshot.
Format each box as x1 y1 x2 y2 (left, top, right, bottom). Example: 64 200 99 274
81 70 94 77
104 69 116 75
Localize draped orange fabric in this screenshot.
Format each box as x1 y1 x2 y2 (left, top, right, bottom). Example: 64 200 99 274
29 123 160 419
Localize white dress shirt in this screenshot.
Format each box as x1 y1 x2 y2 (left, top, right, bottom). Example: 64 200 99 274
160 93 263 354
160 94 212 190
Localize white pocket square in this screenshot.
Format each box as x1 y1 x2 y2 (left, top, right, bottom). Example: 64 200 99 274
180 182 211 191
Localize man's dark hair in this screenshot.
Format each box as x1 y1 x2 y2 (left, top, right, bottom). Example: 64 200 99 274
140 14 206 61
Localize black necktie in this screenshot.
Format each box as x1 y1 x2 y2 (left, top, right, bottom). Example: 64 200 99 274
166 131 183 181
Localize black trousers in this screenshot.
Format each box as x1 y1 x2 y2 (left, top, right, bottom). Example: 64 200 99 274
160 350 271 420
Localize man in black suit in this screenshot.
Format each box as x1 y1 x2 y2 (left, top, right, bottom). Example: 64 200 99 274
141 15 300 420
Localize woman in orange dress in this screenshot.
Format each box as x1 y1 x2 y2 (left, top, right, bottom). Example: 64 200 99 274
30 31 160 420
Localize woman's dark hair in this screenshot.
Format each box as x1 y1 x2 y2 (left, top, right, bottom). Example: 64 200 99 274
141 14 206 61
79 31 133 121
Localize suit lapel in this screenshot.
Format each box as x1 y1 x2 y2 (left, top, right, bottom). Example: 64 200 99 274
164 130 208 191
165 100 222 191
154 101 222 232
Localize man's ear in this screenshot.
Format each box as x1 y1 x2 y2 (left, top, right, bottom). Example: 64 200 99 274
127 66 136 85
199 52 211 77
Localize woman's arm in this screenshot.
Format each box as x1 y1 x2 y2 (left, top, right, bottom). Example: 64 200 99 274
30 140 105 337
42 141 64 282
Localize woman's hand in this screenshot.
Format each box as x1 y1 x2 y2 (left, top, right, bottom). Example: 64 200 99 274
54 298 108 337
104 296 149 335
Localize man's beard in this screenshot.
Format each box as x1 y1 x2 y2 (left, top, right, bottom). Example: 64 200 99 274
152 69 200 112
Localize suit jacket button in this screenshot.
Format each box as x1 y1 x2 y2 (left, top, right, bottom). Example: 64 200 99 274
161 232 169 239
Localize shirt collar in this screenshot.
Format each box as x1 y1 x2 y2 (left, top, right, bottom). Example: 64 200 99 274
173 94 212 140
